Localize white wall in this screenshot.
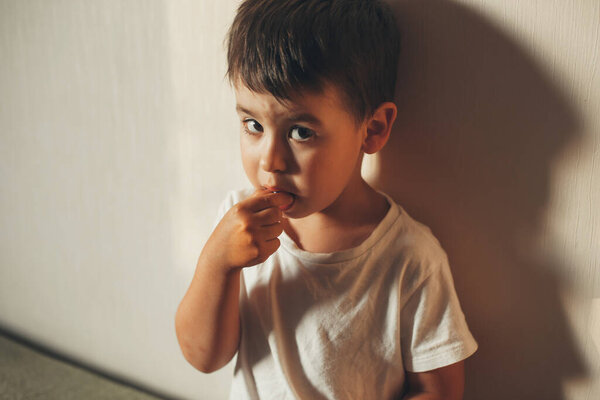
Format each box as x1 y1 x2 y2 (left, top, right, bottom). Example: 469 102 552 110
0 1 598 399
0 1 238 399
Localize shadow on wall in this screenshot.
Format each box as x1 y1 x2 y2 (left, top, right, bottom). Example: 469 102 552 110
375 1 587 399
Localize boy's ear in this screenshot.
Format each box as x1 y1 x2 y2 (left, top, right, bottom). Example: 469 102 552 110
362 102 397 154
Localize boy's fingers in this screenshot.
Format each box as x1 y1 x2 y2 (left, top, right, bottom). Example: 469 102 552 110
250 191 294 212
261 222 284 240
255 206 282 225
261 238 281 259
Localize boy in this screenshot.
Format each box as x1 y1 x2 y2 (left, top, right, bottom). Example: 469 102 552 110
175 0 478 399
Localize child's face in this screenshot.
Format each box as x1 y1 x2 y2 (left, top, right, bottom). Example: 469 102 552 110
234 81 367 219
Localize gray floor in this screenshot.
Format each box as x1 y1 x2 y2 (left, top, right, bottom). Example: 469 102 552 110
0 333 167 400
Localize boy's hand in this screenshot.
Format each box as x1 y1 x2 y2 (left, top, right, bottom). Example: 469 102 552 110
204 189 294 271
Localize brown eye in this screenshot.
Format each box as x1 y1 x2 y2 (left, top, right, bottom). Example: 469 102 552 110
244 119 263 134
290 126 314 142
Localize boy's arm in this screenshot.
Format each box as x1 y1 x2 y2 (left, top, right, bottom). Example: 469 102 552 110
401 361 465 400
175 253 242 373
174 190 293 373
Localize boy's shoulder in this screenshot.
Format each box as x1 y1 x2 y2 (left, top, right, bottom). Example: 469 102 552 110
395 207 448 262
366 191 446 254
375 192 451 280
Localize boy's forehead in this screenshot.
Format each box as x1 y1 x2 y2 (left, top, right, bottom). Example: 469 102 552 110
234 80 344 117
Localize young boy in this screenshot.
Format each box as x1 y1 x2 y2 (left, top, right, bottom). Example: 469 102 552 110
175 0 477 399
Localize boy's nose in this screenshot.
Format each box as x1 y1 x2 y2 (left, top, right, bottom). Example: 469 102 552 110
260 136 287 173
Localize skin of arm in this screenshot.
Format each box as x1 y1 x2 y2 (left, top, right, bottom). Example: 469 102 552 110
400 361 465 400
174 190 293 373
175 254 242 373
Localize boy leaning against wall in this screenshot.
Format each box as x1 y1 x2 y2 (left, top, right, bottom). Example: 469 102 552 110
175 0 478 399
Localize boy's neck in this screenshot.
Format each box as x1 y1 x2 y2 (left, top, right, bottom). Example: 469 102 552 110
282 179 389 253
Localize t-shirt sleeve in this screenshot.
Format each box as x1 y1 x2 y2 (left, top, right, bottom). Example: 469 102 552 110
399 249 478 373
211 187 255 230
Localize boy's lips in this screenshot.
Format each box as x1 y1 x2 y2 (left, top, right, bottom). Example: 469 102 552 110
263 185 293 194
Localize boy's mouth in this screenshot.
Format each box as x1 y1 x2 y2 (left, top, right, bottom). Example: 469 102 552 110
263 185 296 211
278 193 295 211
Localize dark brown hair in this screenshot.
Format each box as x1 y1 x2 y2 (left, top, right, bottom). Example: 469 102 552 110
225 0 401 122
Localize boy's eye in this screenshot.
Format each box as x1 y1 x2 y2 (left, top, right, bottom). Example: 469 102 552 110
289 126 314 142
243 119 263 134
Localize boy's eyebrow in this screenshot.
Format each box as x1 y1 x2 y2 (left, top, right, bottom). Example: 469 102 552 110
236 104 254 115
288 112 323 127
236 104 323 127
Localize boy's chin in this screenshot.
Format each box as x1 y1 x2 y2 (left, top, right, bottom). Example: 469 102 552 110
283 205 319 220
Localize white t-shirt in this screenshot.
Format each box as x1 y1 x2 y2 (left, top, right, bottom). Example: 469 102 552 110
214 188 477 400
